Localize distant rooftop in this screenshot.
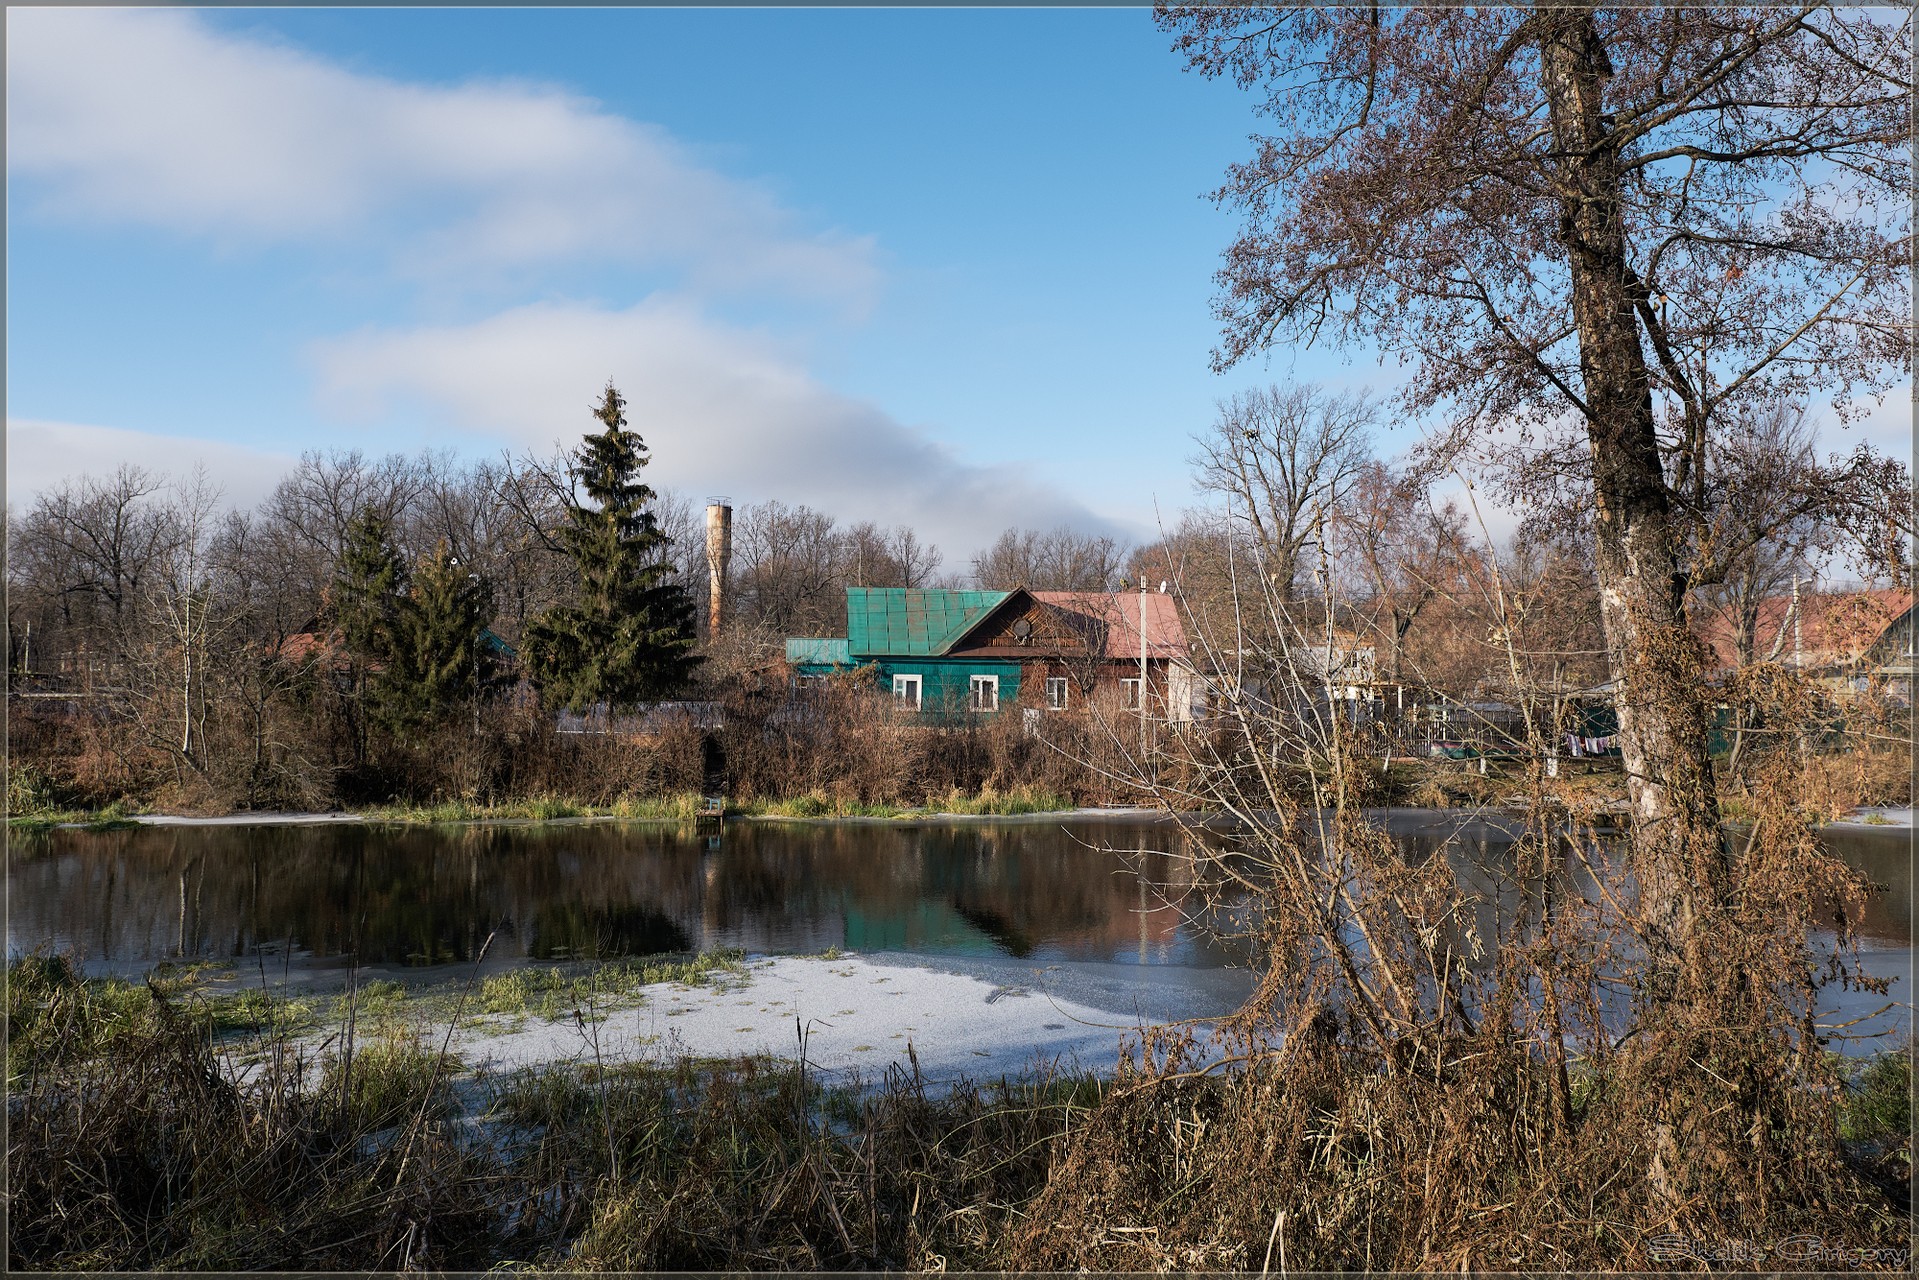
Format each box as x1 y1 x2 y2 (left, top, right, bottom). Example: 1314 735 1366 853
786 636 851 667
1032 590 1189 660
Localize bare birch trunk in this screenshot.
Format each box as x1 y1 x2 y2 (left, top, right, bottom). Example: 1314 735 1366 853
1538 6 1730 957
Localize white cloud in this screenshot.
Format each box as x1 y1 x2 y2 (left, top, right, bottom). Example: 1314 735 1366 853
5 8 877 302
310 298 1128 558
6 420 297 512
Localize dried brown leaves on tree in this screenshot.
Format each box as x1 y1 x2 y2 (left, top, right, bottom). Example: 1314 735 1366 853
1159 0 1910 938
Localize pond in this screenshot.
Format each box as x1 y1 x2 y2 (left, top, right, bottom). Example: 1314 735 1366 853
7 811 1908 1047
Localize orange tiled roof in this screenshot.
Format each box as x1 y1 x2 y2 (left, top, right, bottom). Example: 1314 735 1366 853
1694 587 1913 671
1033 591 1190 660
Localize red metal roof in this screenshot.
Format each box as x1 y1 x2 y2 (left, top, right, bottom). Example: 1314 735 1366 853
1033 591 1189 661
1694 587 1913 672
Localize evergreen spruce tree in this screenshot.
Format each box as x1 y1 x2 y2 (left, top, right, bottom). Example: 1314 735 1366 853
334 508 408 660
330 508 408 757
385 543 496 731
523 383 699 710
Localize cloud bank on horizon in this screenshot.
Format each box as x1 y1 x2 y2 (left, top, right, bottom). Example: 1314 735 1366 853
310 298 1119 553
6 7 1132 556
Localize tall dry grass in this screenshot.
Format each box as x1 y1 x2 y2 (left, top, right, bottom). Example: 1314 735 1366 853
996 553 1913 1271
4 954 1103 1271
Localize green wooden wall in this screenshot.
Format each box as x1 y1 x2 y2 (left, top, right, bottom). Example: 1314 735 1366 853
871 658 1021 719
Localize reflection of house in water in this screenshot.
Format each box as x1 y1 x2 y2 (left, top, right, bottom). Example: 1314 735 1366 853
842 901 1001 956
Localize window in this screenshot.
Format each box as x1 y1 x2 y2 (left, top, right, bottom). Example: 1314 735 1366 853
1045 677 1069 711
892 674 922 708
1122 678 1142 710
969 674 999 712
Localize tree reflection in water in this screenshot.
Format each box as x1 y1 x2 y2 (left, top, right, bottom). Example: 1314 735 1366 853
8 817 1905 984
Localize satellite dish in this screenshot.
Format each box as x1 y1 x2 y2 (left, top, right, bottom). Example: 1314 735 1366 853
1011 617 1033 644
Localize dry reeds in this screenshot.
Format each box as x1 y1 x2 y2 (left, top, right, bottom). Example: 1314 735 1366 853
5 955 1100 1272
996 535 1913 1272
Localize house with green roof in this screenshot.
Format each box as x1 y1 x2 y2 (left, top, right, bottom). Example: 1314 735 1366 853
785 586 1195 721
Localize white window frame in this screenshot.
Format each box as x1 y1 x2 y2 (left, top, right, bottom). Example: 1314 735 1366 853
1121 678 1143 710
892 673 922 709
969 674 999 713
1044 676 1069 711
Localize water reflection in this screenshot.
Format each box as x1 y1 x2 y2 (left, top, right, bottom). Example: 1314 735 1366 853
8 817 1907 1025
7 819 1239 975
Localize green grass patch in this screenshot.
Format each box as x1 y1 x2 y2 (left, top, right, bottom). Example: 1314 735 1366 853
5 956 155 1083
474 950 747 1020
733 793 910 819
734 785 1075 820
1839 1048 1912 1151
319 1031 462 1126
927 784 1076 816
362 791 710 824
605 791 708 820
5 956 327 1081
6 798 143 832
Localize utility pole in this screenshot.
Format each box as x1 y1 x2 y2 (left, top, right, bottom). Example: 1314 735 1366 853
1139 577 1149 763
1791 573 1803 669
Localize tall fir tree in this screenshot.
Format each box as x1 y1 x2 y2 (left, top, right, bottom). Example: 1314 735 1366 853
384 543 496 732
523 383 699 710
329 507 408 758
333 508 408 662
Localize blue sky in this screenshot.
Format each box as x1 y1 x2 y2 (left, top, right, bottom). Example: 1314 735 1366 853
13 6 1400 558
10 8 1904 565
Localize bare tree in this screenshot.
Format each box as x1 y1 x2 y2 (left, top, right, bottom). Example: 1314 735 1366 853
647 488 702 595
1190 383 1377 602
8 465 178 677
842 521 944 589
1325 461 1476 687
144 468 225 770
1160 3 1911 936
259 450 430 628
971 526 1126 592
885 525 943 588
732 500 846 635
1690 404 1831 669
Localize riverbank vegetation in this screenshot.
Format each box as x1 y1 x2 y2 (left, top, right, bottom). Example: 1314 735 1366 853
9 393 1905 829
5 952 1909 1271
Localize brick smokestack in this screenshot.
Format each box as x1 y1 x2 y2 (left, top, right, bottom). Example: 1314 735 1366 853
704 498 732 638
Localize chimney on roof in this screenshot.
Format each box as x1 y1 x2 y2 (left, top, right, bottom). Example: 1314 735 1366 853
705 498 732 639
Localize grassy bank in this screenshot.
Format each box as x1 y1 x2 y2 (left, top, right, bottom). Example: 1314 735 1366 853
6 955 1909 1271
6 801 145 833
345 785 1078 825
732 784 1076 820
361 791 712 824
4 951 751 1085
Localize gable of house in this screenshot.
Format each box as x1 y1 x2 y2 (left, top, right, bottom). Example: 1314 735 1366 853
942 589 1095 658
